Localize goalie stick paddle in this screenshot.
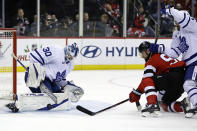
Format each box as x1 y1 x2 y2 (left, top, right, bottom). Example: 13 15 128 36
76 99 142 116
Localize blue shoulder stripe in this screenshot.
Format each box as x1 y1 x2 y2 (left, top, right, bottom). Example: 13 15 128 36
35 50 45 64
178 13 186 24
183 17 191 28
30 53 44 65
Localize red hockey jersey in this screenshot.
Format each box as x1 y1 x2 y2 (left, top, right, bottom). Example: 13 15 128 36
137 53 185 104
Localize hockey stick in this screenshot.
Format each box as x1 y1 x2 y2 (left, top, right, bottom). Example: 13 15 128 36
11 52 28 70
11 52 58 104
135 101 142 111
76 99 142 116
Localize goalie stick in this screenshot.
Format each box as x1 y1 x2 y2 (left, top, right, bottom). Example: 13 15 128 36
76 99 142 116
11 52 58 104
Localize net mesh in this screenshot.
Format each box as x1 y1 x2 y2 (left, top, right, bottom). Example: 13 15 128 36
0 29 16 100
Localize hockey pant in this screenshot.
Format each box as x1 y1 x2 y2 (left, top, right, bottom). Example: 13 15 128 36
153 67 185 112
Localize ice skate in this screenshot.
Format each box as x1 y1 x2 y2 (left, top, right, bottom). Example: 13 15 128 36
141 103 160 117
181 97 191 113
185 106 197 118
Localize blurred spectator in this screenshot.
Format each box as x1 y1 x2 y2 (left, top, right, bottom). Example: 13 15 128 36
101 0 122 36
128 6 155 37
41 14 59 36
95 13 113 37
29 15 43 37
57 17 73 37
75 14 79 22
83 12 94 36
148 0 174 36
103 0 120 18
175 0 191 11
69 12 94 37
15 8 30 36
127 6 145 37
176 3 182 10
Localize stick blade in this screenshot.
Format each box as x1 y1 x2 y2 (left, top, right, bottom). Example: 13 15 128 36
76 105 95 116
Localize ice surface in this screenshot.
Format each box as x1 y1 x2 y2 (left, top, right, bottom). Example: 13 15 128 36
0 70 196 131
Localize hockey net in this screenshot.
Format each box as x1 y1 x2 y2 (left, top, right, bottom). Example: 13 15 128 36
0 29 17 100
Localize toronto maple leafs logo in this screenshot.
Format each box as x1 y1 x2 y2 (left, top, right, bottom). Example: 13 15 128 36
178 36 189 53
55 70 66 82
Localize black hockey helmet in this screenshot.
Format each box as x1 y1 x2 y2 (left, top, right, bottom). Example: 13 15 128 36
138 41 151 53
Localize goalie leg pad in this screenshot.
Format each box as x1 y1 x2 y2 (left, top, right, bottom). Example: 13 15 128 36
13 93 71 111
25 63 45 88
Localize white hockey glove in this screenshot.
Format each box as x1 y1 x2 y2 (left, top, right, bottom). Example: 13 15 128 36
25 63 45 88
64 81 84 103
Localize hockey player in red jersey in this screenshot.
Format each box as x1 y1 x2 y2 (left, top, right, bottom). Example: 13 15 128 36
129 41 189 117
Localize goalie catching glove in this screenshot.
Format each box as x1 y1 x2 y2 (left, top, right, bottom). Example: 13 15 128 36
63 81 84 103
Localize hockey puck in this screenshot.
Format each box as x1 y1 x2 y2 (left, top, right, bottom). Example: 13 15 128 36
47 104 53 109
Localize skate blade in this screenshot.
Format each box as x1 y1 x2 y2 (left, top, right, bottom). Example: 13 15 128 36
185 112 195 118
141 111 161 117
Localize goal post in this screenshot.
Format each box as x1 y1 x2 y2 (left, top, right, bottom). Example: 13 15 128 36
0 28 17 100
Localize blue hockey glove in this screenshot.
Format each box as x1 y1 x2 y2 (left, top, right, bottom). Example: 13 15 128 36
149 44 165 54
160 3 172 16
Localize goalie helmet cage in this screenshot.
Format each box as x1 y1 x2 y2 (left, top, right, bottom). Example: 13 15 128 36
0 28 17 100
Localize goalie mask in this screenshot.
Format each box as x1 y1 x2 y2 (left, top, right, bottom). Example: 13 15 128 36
64 43 79 62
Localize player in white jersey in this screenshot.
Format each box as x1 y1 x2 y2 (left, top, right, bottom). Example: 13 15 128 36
6 43 84 112
148 5 197 117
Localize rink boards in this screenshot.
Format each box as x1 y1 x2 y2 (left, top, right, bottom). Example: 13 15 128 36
0 37 172 72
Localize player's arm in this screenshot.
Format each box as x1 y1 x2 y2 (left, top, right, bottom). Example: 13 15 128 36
163 7 197 32
163 31 182 59
170 8 197 32
149 32 181 59
129 64 157 105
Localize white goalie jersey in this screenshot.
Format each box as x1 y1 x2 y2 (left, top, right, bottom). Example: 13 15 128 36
29 45 74 87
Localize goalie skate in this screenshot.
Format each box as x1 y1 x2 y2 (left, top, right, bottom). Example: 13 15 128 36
6 103 19 113
141 103 161 117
